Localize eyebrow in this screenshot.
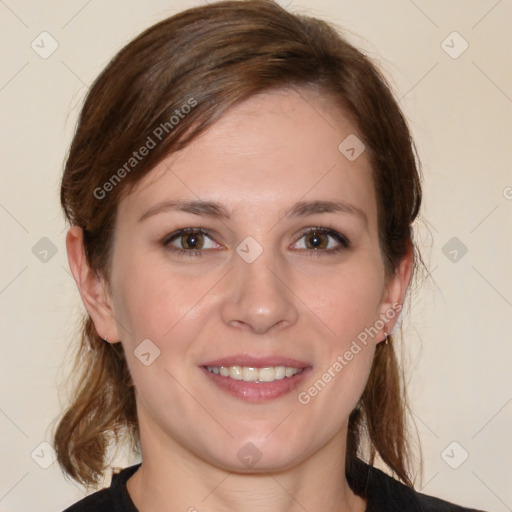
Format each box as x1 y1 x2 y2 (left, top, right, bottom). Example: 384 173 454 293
138 199 368 227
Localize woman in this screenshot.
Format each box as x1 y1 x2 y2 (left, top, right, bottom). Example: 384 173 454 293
55 1 484 510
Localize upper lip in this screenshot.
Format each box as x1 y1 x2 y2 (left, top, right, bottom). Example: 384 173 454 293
201 355 310 369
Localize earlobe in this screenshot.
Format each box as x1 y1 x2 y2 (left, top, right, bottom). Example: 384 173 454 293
66 226 120 343
378 243 414 343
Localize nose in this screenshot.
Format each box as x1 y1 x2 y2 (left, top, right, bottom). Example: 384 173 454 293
220 248 299 335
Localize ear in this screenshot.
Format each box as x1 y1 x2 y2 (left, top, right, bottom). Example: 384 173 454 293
377 242 414 343
66 226 120 343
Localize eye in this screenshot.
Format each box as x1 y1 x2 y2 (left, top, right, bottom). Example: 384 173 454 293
162 226 350 258
293 227 350 255
162 228 220 257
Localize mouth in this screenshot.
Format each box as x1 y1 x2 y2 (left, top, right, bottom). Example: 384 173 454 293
205 364 303 382
200 356 311 402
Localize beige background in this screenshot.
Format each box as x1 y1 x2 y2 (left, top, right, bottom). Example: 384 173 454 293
1 1 511 511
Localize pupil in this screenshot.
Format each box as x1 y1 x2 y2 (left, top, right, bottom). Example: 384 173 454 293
308 232 324 249
184 232 201 249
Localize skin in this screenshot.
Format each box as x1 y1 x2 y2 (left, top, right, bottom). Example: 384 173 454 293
67 87 412 512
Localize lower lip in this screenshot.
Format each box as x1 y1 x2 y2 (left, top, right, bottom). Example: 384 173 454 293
201 367 311 403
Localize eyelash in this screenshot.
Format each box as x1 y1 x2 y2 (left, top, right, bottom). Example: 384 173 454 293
162 227 350 258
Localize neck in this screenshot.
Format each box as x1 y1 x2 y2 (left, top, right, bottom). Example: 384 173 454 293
126 421 366 512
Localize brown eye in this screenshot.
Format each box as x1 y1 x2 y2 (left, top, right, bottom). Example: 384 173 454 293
304 231 329 250
163 228 219 257
294 227 350 254
179 231 204 250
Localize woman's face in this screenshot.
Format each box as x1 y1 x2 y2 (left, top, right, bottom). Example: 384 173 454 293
92 88 409 472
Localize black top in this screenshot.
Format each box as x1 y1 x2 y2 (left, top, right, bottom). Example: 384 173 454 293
63 459 485 512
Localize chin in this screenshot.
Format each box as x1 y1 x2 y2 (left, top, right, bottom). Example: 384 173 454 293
200 435 314 474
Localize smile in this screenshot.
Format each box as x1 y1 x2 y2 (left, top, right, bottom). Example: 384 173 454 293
205 365 303 383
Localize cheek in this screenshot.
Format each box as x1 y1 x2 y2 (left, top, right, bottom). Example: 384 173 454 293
298 259 384 404
111 248 204 341
110 260 207 414
298 274 379 429
303 259 385 342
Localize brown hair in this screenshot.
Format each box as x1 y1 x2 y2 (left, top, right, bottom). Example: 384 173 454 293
55 0 422 487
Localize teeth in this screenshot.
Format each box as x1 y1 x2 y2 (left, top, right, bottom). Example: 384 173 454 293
285 367 296 377
206 365 302 382
230 366 243 380
242 366 259 381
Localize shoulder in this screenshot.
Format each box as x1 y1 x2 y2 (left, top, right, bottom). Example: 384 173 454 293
348 458 486 512
414 491 485 512
61 464 141 512
62 488 113 512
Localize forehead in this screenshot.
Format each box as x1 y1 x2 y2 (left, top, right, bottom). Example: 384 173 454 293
118 88 378 227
